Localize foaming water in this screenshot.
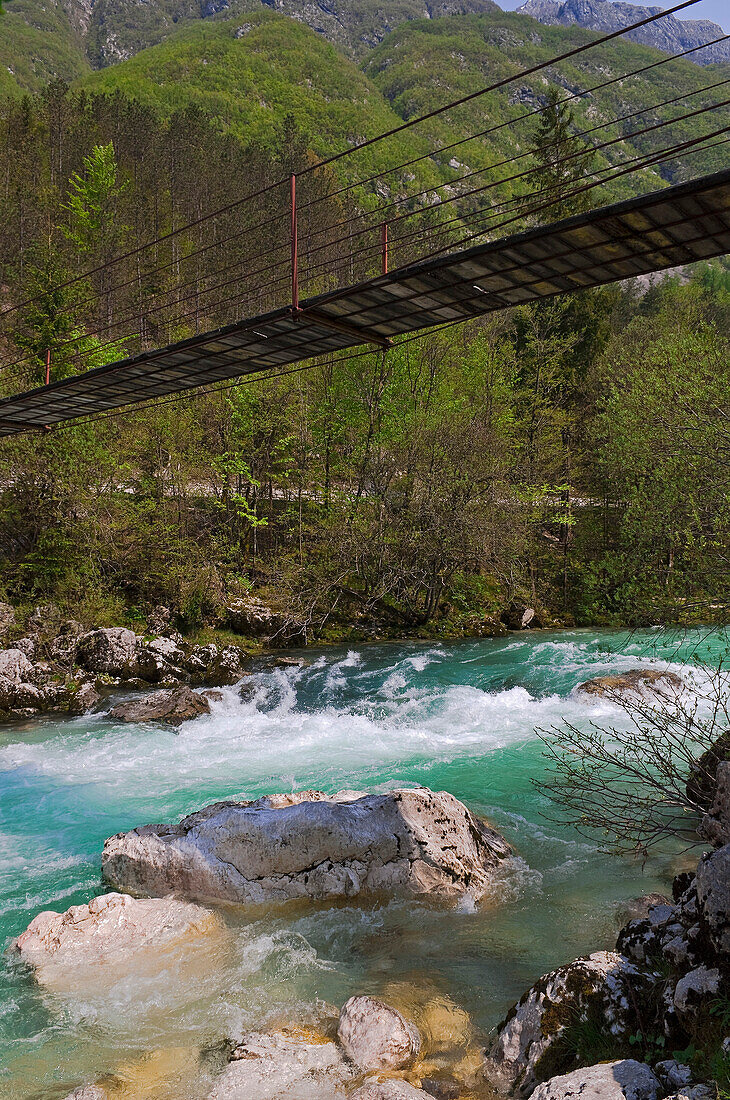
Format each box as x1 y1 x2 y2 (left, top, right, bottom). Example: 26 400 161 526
0 627 726 1097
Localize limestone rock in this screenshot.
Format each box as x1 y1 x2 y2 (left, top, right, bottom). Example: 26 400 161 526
14 891 219 991
109 686 210 726
700 760 730 848
131 635 187 683
206 1028 353 1099
224 596 305 646
484 951 658 1096
76 627 138 675
0 647 35 683
673 965 720 1019
102 787 512 905
351 1082 433 1099
529 1060 661 1100
338 995 421 1071
501 602 541 630
695 843 730 954
69 681 102 715
577 669 683 699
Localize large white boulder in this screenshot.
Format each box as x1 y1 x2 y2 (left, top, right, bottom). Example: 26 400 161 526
102 788 512 905
206 1029 353 1099
530 1060 661 1100
14 891 220 991
338 995 420 1071
484 951 659 1096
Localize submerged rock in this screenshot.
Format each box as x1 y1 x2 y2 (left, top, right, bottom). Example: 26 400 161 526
529 1060 661 1100
206 1028 353 1099
338 995 420 1071
577 669 683 699
14 891 220 991
109 685 210 726
483 951 658 1096
102 788 512 906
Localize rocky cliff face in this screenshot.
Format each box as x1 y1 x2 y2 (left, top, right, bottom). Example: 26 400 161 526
517 0 730 65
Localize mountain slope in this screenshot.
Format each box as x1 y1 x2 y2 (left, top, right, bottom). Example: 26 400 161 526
0 0 91 96
517 0 730 66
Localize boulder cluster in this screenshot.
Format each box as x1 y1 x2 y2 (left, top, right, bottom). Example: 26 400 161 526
0 601 248 720
482 748 730 1100
11 786 514 1099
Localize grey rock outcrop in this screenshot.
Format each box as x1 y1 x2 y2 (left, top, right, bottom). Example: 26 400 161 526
206 1029 353 1099
14 891 220 991
76 627 137 675
110 685 211 725
529 1060 661 1100
517 0 730 66
338 995 421 1071
484 951 658 1096
577 668 683 699
695 843 730 954
102 788 512 905
224 595 306 646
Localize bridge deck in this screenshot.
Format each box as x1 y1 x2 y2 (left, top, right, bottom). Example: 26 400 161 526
1 168 729 435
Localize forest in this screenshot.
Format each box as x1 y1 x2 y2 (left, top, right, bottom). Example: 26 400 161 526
0 80 728 640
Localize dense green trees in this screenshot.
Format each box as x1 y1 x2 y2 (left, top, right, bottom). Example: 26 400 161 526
0 82 727 635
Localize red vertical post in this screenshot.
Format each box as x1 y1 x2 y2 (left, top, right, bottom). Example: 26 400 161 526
290 173 299 312
381 223 389 276
45 348 51 386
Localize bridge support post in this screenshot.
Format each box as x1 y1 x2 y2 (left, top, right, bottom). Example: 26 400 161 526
45 348 51 386
290 173 299 312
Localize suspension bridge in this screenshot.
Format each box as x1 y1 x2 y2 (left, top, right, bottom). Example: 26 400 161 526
0 0 728 437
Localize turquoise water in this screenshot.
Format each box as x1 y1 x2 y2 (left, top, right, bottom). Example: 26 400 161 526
0 627 726 1098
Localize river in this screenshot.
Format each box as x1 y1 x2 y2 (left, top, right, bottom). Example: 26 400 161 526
0 626 725 1098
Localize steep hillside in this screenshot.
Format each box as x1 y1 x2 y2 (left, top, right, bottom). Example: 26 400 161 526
518 0 730 66
0 0 90 96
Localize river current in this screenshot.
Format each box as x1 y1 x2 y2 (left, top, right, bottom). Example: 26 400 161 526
0 627 726 1098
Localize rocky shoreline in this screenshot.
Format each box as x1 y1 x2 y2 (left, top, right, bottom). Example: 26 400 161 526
0 595 553 723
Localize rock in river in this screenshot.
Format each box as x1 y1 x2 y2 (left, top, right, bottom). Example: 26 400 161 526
484 951 659 1096
338 994 420 1071
109 685 210 726
14 891 220 992
577 668 683 699
102 787 512 905
206 1028 353 1099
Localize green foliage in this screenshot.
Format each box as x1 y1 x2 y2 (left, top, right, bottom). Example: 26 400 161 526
62 141 128 255
528 85 597 221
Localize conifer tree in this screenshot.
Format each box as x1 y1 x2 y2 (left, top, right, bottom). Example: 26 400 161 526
528 86 596 222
